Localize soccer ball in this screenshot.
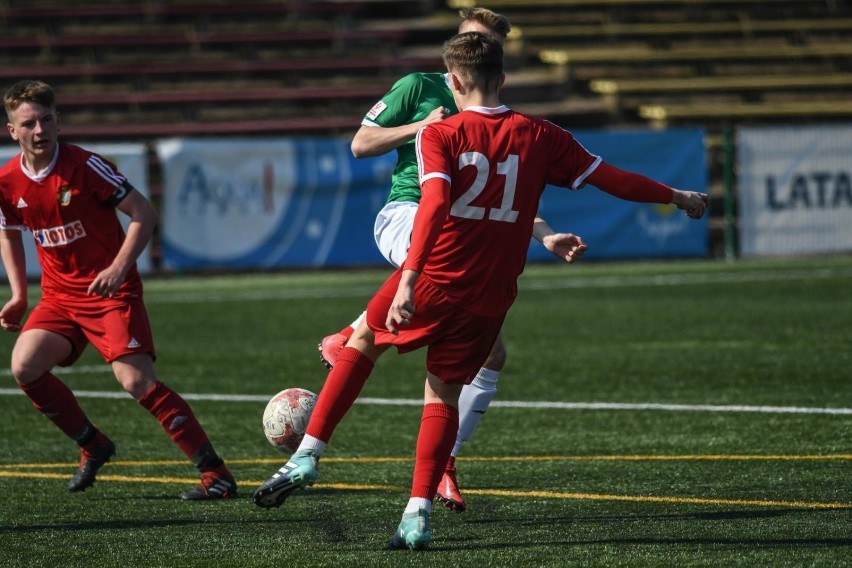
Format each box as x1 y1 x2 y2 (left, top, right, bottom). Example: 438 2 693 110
262 387 318 453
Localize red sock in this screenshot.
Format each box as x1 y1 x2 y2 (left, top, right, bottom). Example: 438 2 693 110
339 326 355 339
410 403 459 500
305 346 374 443
19 373 95 444
138 381 212 462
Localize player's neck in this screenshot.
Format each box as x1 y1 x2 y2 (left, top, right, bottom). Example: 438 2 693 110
458 91 502 111
22 144 58 177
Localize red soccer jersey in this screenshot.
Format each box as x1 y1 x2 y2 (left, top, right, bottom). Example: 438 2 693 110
409 106 601 316
0 142 141 302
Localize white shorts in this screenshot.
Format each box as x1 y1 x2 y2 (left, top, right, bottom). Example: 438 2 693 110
373 201 419 268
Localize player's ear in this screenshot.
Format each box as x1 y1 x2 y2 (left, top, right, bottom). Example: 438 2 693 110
449 71 465 94
498 73 506 90
6 122 17 141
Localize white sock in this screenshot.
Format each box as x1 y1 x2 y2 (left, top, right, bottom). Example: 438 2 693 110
452 368 500 456
349 311 366 330
296 434 326 456
404 497 432 514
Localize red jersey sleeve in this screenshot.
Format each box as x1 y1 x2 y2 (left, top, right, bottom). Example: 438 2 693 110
82 151 134 206
405 125 451 272
586 162 674 203
537 121 601 190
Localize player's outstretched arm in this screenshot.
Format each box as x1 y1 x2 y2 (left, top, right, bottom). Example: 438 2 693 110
533 217 589 263
0 229 29 332
351 107 450 158
586 162 708 219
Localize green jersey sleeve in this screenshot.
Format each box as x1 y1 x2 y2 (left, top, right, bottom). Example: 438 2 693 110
361 72 457 204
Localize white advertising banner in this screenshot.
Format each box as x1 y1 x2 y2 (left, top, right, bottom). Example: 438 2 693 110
0 142 151 277
737 125 852 257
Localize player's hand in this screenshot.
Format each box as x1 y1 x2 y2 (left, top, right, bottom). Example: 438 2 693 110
672 190 709 219
87 265 126 298
0 297 28 332
542 232 589 264
386 279 417 335
423 106 450 126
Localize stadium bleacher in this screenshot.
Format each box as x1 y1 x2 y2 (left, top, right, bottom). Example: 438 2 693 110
3 0 848 137
2 0 850 263
0 0 432 137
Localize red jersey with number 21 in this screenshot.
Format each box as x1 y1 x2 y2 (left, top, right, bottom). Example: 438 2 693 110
409 106 601 316
0 142 141 303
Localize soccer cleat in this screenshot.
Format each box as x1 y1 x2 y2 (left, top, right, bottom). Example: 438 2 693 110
387 508 431 551
180 466 238 500
318 332 348 369
435 456 466 513
252 449 319 509
68 438 116 492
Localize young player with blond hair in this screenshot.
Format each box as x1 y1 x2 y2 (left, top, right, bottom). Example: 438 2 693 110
319 6 582 514
254 31 708 550
0 80 236 500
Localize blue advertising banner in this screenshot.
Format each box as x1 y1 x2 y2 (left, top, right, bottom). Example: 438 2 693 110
529 128 708 262
158 138 394 270
157 129 707 271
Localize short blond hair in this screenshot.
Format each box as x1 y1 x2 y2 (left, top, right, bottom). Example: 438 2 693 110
443 31 504 91
459 7 511 39
5 80 55 121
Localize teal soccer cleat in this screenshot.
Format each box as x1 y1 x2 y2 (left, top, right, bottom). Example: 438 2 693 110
387 508 431 551
252 449 319 509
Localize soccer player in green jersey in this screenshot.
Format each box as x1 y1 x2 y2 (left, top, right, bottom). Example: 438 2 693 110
317 7 586 514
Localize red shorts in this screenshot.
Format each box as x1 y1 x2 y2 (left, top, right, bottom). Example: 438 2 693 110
22 296 156 366
367 270 505 385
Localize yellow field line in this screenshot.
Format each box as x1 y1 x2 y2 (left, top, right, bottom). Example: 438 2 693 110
463 489 852 510
1 470 848 510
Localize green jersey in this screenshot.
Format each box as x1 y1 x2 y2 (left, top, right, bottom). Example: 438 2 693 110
361 72 457 204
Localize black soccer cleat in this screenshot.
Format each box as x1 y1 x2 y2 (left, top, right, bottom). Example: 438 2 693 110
68 438 116 492
181 467 238 500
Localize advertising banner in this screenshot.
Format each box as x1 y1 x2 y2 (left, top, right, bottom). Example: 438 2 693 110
0 142 151 277
529 128 709 261
157 137 393 270
159 130 708 271
737 125 852 256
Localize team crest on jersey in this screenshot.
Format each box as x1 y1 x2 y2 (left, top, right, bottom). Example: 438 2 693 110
366 100 388 120
57 185 74 207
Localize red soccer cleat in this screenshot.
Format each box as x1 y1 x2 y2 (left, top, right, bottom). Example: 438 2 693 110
318 332 349 369
435 456 466 513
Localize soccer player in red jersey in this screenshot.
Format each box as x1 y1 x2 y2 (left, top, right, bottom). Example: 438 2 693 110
253 33 707 549
0 80 236 499
320 6 582 514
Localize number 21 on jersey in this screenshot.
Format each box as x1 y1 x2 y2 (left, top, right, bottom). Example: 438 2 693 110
451 152 519 223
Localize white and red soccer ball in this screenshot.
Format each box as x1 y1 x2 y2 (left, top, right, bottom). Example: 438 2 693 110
262 387 317 453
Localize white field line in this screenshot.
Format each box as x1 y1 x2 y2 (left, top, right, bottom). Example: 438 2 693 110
2 267 850 414
0 381 850 415
140 266 852 304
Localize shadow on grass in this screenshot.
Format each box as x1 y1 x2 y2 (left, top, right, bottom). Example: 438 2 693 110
440 507 852 550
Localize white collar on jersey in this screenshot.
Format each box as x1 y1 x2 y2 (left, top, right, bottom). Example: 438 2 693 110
20 143 60 182
463 105 511 114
